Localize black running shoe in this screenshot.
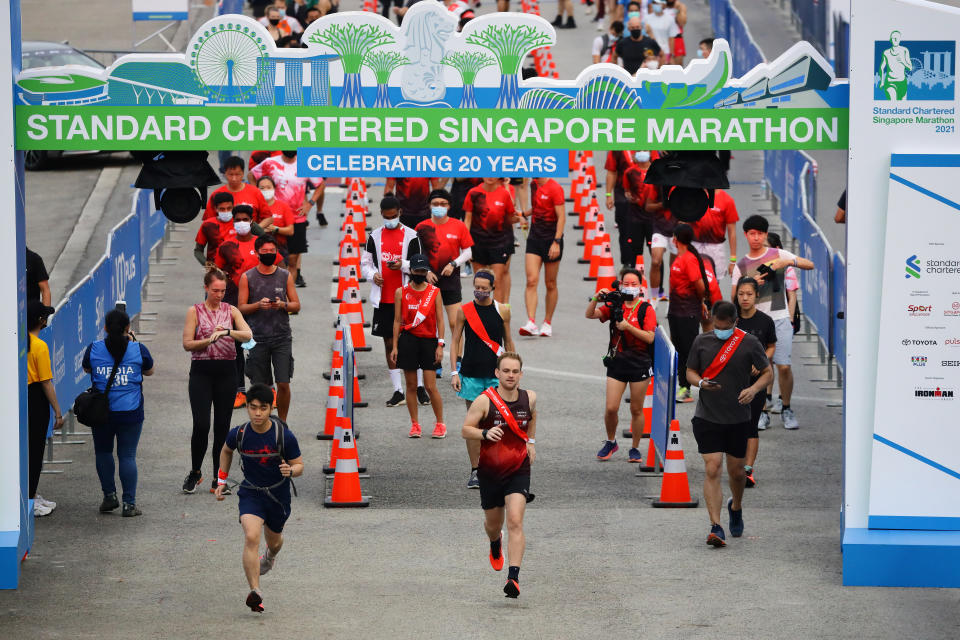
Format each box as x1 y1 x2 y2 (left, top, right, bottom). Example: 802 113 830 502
295 273 307 288
417 386 430 405
504 579 520 598
182 471 203 494
316 212 328 227
121 502 142 518
99 492 119 513
563 16 577 29
385 390 406 407
246 589 264 612
551 15 563 26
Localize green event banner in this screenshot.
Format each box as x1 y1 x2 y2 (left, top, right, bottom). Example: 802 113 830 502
15 107 848 151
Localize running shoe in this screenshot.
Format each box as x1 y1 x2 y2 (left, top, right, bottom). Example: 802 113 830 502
727 497 744 537
757 412 770 431
627 447 643 463
259 551 276 576
504 579 520 598
596 440 619 460
562 16 577 29
658 294 670 303
764 396 773 411
246 589 264 613
408 422 422 438
385 391 406 407
551 15 563 26
518 320 540 336
707 523 726 547
295 273 306 288
745 470 756 488
316 212 328 227
33 501 52 517
770 397 783 414
676 387 693 403
782 408 799 430
35 495 56 510
211 480 231 496
233 391 246 409
431 422 447 439
436 365 443 379
182 471 203 494
417 386 431 405
99 492 119 513
467 469 480 489
489 534 504 571
122 503 142 518
539 322 552 337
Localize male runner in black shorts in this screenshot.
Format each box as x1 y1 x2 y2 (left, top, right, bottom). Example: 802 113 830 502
685 301 771 547
216 384 304 612
461 352 537 598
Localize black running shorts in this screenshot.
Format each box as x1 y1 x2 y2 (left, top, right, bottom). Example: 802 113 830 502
526 235 563 263
396 332 439 371
478 470 531 510
288 221 308 254
371 303 395 338
691 417 750 458
472 244 514 265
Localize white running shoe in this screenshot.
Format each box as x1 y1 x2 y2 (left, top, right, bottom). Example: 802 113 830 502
35 495 56 510
770 397 783 414
782 408 799 430
518 320 540 337
539 322 552 337
757 412 770 431
33 501 52 517
259 551 277 576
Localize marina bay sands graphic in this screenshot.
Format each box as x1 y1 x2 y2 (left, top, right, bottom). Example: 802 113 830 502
13 2 847 111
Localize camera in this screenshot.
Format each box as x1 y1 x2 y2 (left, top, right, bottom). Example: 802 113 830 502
597 280 626 322
756 264 781 292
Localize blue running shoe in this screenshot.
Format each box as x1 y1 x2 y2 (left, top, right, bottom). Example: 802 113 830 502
596 440 619 460
707 523 726 547
627 448 643 463
727 498 744 537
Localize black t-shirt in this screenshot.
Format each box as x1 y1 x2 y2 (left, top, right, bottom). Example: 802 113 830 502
26 249 48 302
616 36 662 74
687 331 770 424
736 310 776 380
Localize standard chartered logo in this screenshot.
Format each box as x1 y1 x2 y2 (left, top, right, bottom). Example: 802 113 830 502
905 254 921 279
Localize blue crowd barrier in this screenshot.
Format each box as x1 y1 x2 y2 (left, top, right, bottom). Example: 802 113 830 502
790 0 828 57
762 149 816 237
832 253 846 373
217 0 245 16
38 190 164 419
651 327 678 465
798 213 833 349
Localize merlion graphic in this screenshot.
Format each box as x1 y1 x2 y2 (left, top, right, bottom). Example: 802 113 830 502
399 3 455 104
879 30 912 101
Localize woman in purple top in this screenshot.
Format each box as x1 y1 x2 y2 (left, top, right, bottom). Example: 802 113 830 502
181 268 253 495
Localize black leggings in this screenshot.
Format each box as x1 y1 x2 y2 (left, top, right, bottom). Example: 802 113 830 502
188 360 236 475
235 340 246 393
28 383 50 498
668 315 701 387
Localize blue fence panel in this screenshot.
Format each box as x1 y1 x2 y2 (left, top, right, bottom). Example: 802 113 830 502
798 214 833 348
138 190 164 280
108 215 143 319
651 328 678 464
217 0 245 15
832 253 846 371
790 0 828 55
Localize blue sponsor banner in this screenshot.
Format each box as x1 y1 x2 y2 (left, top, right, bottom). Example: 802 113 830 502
833 253 846 371
651 327 677 464
138 190 165 278
763 149 809 237
109 216 143 319
297 148 567 179
798 214 833 347
217 0 245 15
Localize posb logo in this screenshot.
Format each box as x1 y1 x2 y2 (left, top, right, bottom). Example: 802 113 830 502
902 338 938 346
908 304 932 316
914 386 955 399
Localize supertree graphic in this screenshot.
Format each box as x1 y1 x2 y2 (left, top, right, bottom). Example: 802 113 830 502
363 50 409 108
308 23 395 107
466 24 551 108
441 50 497 108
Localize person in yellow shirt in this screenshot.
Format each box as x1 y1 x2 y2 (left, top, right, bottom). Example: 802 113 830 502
27 300 63 517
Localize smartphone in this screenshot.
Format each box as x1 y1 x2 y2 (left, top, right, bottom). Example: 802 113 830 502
115 300 126 313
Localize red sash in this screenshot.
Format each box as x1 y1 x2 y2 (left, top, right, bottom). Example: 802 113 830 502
702 328 747 379
483 388 528 443
402 285 439 332
462 302 504 357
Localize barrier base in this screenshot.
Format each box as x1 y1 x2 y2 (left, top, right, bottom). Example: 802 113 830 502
578 258 590 264
324 464 367 474
323 372 365 380
637 463 663 473
583 276 597 282
324 496 370 508
316 432 333 440
353 401 368 408
355 346 373 352
652 497 699 508
842 528 960 587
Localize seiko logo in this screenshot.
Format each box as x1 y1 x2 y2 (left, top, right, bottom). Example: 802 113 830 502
942 361 960 366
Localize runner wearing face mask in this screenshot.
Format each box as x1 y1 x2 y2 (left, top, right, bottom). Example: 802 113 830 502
450 270 515 489
196 192 237 266
463 178 519 305
621 151 656 267
586 268 658 462
616 15 662 75
644 0 679 64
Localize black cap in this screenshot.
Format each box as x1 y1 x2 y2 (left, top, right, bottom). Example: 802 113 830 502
27 300 55 323
409 254 430 271
428 189 452 205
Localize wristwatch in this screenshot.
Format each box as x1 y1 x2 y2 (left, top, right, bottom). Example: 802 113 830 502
527 438 536 444
481 429 489 441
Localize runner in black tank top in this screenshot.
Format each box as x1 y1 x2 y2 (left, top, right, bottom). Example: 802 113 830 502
450 271 516 490
461 353 537 599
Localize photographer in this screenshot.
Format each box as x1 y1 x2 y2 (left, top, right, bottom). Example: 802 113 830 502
586 268 657 463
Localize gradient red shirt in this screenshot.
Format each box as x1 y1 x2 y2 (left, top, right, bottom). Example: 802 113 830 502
478 389 532 479
599 300 658 357
690 190 739 244
203 184 268 221
669 250 706 317
529 179 565 240
195 219 237 261
415 217 474 273
215 236 259 287
463 184 515 247
394 178 433 219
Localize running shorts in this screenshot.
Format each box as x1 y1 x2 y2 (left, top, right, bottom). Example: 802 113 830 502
605 356 653 384
673 35 686 57
457 375 499 402
748 387 766 438
478 470 531 510
438 274 462 306
651 233 678 254
526 235 563 263
691 417 750 458
371 303 395 338
245 336 294 385
773 317 793 365
472 244 514 265
288 220 308 254
397 332 439 371
238 490 290 533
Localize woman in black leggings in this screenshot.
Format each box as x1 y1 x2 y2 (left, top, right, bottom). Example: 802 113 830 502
181 268 252 494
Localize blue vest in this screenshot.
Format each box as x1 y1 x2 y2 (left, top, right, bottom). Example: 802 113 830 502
89 341 144 413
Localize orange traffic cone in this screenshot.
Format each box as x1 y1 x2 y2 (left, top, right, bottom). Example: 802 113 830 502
324 420 370 507
635 255 648 289
594 247 617 292
339 284 372 351
652 420 699 508
318 353 345 440
638 436 663 473
323 416 367 474
578 195 601 247
579 213 605 263
585 231 609 280
623 376 654 437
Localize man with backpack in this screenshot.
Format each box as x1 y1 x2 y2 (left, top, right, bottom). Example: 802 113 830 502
215 383 304 613
592 21 624 65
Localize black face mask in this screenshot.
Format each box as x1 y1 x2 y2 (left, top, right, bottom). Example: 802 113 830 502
268 17 281 25
259 252 278 266
630 29 643 39
410 273 427 284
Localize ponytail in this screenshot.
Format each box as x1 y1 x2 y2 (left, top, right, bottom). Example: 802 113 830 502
675 223 712 307
104 309 130 362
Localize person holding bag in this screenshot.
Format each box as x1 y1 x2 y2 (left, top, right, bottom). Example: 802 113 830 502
82 309 154 517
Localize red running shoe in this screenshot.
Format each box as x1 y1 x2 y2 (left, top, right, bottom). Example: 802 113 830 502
408 422 422 438
489 534 504 571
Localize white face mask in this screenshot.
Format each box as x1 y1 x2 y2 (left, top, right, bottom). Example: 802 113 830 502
260 188 275 201
383 217 400 229
234 221 251 235
644 60 660 70
621 286 641 299
634 151 651 163
217 210 233 223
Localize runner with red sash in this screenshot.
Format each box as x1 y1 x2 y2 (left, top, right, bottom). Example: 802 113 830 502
461 352 537 599
684 301 772 548
450 271 515 489
391 254 446 439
